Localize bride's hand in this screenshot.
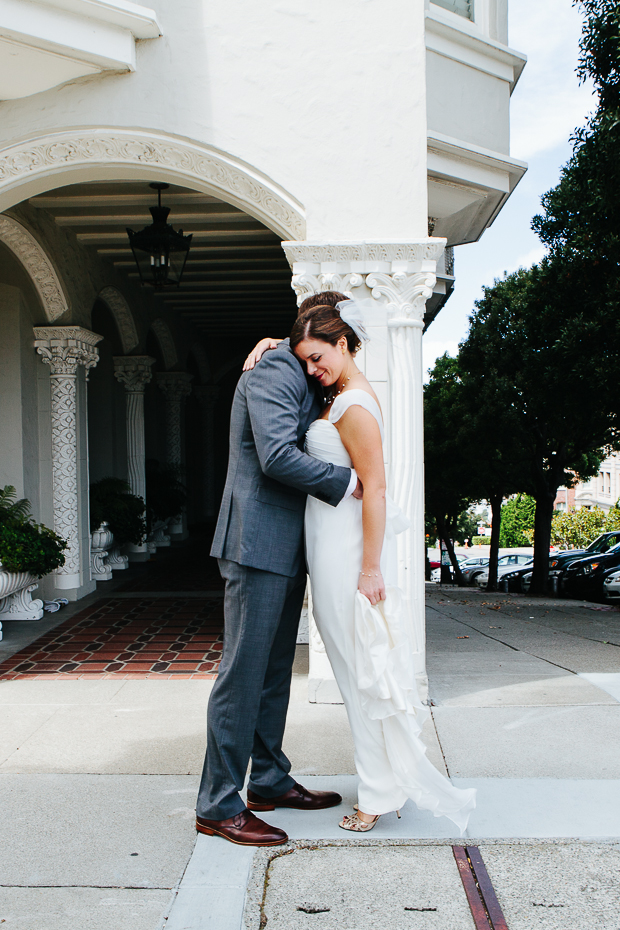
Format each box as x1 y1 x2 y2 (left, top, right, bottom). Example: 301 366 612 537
358 569 386 607
243 338 282 371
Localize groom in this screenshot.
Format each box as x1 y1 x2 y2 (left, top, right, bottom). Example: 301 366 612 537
196 292 357 846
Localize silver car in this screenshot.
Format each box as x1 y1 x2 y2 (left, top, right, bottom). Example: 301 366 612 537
603 569 620 600
431 556 488 584
475 554 533 587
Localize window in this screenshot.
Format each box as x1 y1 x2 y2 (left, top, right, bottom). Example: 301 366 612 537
431 0 474 20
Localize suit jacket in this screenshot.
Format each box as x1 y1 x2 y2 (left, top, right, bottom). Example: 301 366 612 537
210 341 352 576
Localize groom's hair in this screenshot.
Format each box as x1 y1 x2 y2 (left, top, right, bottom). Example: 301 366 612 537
298 291 347 315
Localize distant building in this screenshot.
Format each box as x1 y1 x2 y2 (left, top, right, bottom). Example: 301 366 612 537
555 452 620 512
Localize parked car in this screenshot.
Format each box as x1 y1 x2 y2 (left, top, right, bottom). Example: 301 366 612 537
475 553 533 587
550 531 620 573
430 554 468 583
562 541 620 601
603 567 620 601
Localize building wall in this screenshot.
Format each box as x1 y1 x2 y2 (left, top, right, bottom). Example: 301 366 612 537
0 0 430 240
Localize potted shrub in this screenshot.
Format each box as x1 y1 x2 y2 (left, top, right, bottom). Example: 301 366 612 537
89 478 146 576
0 486 67 627
145 460 187 548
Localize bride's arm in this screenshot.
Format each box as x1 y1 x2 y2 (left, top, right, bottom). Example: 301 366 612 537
336 407 386 605
243 338 283 371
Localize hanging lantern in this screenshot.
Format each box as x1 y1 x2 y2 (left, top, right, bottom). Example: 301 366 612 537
126 183 192 288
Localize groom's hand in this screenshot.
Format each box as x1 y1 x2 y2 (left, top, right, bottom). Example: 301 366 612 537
352 478 363 499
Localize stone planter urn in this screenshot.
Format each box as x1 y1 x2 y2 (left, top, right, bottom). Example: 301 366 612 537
90 522 114 581
105 545 129 571
149 519 171 548
0 565 44 638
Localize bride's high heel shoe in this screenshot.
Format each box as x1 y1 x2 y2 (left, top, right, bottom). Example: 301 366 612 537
340 808 401 832
339 811 380 832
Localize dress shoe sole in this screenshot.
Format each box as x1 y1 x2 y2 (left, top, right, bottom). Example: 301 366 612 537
195 821 287 846
246 797 342 812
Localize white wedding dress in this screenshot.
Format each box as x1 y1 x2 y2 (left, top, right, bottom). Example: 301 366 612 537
304 389 476 833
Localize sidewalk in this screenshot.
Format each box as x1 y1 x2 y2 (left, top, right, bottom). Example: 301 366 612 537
1 573 620 928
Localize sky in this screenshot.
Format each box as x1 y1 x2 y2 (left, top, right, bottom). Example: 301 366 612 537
423 0 597 378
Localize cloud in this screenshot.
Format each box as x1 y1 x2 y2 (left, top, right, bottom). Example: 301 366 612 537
509 0 597 159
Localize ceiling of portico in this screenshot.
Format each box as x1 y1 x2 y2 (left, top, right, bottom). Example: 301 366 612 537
27 180 298 349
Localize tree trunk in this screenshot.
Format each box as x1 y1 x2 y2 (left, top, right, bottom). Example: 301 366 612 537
486 493 502 592
530 489 556 594
445 521 466 586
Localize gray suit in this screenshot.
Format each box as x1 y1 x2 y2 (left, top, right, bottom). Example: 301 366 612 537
197 341 351 820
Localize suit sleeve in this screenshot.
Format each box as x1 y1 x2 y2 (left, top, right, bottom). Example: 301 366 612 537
246 348 351 506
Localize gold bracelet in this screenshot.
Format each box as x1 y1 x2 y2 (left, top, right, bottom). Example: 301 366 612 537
360 571 380 577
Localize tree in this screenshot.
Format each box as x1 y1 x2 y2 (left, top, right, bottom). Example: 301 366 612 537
550 504 620 549
499 495 536 548
424 355 474 585
458 265 615 593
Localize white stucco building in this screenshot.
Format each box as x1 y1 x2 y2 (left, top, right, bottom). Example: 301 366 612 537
0 0 525 675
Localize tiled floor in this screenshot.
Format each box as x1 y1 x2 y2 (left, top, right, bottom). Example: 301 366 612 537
0 596 224 680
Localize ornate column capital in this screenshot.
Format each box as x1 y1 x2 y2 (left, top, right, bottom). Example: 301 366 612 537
156 371 194 402
113 356 155 393
281 240 446 308
194 385 220 408
365 271 437 328
34 326 102 376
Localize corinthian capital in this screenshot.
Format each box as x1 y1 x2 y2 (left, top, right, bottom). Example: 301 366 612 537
156 371 194 402
113 356 155 393
194 385 220 409
365 271 437 327
34 326 102 376
281 240 446 310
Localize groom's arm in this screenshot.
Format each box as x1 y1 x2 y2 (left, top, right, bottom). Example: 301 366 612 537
246 346 352 506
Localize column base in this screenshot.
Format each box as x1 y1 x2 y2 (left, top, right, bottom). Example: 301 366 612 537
55 579 96 602
127 544 150 563
308 678 343 704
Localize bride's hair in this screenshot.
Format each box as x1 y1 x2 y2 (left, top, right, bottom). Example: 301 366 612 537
290 304 361 355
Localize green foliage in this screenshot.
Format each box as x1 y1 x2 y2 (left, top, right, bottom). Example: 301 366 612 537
145 460 187 526
0 486 32 524
499 495 536 548
550 505 620 550
472 536 492 546
0 521 67 577
0 485 67 577
456 506 479 544
89 478 146 546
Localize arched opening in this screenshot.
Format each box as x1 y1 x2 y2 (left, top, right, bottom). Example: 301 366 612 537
0 169 298 598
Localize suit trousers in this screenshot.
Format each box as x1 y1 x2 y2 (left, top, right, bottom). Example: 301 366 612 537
196 558 307 820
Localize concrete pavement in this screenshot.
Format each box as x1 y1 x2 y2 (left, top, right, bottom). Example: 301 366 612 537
2 584 620 928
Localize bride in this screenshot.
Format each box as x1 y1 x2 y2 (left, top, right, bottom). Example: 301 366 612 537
245 299 476 834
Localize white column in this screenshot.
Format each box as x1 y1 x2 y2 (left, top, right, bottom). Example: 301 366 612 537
282 240 445 696
34 326 102 595
113 356 155 561
156 372 193 536
194 385 220 519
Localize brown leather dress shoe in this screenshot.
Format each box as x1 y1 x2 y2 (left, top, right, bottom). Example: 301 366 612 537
246 781 342 812
195 809 287 847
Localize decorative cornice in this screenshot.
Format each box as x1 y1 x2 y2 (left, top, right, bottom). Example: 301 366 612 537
0 129 305 240
150 318 178 370
99 287 139 353
0 216 69 321
113 355 155 392
282 240 446 271
34 325 102 375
